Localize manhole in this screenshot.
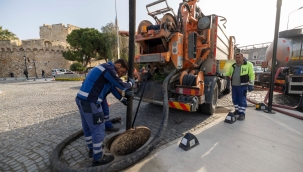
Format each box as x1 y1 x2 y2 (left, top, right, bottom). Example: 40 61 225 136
110 126 151 156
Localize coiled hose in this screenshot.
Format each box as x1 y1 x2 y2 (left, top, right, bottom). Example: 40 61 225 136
50 69 177 172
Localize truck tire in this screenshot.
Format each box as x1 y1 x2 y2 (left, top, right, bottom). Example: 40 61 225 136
223 88 230 94
199 83 218 115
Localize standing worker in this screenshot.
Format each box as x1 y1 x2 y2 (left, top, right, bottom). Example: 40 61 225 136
225 53 255 120
75 59 135 166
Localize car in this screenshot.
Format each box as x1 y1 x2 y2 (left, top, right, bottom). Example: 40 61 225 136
52 69 74 76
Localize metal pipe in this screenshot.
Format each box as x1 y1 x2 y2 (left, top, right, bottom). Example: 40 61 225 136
115 0 120 59
126 0 136 130
299 36 303 61
24 55 27 72
33 60 37 78
266 0 282 114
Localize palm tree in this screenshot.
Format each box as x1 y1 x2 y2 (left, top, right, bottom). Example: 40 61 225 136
0 26 19 40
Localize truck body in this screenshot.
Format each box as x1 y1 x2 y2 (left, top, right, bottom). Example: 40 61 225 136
133 0 237 115
255 28 303 94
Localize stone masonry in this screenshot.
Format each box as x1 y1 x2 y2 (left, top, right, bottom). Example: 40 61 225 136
0 24 79 78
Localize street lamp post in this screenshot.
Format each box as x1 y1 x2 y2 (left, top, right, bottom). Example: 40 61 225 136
23 55 27 72
287 6 303 30
83 56 86 78
115 0 120 59
33 60 37 78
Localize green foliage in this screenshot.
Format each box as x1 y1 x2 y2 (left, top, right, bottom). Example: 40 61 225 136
63 28 104 67
70 62 85 72
0 26 18 40
55 78 84 81
100 23 129 62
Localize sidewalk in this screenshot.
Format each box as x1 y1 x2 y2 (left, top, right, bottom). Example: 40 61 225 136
125 107 303 172
0 77 53 82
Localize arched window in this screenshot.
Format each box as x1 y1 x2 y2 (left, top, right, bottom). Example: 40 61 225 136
44 41 52 48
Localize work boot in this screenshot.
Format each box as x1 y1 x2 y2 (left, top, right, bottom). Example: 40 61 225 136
105 126 120 132
233 110 239 115
237 114 245 121
88 149 93 158
110 117 121 123
92 155 114 166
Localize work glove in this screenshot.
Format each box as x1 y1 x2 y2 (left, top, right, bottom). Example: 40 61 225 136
248 81 254 92
120 98 128 106
121 89 134 97
128 77 135 87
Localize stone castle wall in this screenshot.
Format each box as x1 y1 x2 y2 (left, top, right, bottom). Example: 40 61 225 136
0 23 79 78
40 23 79 42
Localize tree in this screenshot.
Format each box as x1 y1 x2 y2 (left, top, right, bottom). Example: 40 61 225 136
100 22 130 61
63 28 104 67
0 26 19 40
70 62 85 72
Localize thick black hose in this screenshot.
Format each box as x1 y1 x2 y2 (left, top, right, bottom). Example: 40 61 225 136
182 74 196 86
50 70 177 172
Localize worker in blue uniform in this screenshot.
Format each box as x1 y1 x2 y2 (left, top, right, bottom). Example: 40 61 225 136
225 53 255 120
75 59 134 166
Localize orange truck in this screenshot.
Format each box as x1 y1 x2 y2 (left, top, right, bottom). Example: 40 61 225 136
133 0 238 115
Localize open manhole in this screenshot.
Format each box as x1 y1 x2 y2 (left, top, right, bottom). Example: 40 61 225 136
109 126 151 156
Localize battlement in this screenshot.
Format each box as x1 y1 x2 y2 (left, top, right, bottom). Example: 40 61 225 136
0 39 67 52
40 23 80 42
0 23 79 52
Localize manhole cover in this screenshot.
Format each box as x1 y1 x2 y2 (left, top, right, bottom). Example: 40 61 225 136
110 126 151 156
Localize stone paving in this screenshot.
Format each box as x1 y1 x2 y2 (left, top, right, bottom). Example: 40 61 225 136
0 79 300 171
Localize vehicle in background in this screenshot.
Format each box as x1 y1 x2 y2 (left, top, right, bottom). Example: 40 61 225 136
255 28 303 94
52 69 74 76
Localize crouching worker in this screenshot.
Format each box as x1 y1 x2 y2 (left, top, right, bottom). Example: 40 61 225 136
75 59 135 166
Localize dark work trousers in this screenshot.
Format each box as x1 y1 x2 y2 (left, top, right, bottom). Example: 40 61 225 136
101 99 114 128
232 85 248 115
75 97 105 161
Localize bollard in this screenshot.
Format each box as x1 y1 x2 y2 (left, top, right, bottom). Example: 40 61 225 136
179 132 199 151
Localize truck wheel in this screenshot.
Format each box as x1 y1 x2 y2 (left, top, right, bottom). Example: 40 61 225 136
223 88 230 94
199 83 218 115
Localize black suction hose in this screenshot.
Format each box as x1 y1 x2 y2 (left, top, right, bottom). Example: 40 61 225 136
132 73 150 128
50 69 177 172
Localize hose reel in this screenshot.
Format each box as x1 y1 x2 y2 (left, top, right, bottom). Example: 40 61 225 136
179 70 205 102
180 70 204 87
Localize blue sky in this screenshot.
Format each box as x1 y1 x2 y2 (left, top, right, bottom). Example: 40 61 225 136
0 0 302 46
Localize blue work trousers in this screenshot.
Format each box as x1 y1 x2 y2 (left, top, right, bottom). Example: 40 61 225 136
232 85 248 115
101 99 114 128
75 97 105 161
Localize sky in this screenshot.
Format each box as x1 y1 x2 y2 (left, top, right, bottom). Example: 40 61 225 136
0 0 302 47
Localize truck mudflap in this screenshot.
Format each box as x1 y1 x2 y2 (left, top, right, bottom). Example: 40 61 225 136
168 100 195 112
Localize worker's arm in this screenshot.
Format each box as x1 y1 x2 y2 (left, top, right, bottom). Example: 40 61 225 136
225 64 234 77
248 63 255 83
109 86 122 100
103 69 132 91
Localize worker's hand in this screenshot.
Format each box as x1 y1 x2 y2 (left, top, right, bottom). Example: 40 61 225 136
120 98 128 106
128 77 135 87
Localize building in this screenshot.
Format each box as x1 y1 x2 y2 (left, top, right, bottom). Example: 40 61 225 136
0 23 79 78
239 42 271 66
